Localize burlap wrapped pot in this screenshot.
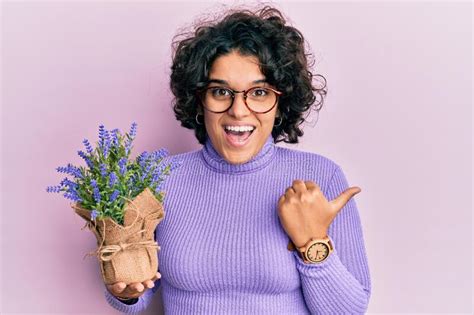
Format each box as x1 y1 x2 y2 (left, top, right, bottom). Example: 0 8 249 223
71 187 165 285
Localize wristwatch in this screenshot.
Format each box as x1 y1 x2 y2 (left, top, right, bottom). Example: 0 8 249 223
295 236 334 264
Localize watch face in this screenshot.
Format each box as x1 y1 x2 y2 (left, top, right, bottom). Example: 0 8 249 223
306 242 330 262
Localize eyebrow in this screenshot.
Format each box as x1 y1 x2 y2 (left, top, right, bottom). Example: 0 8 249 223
207 78 267 86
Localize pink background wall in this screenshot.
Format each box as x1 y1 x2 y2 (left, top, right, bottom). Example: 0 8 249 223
1 1 472 314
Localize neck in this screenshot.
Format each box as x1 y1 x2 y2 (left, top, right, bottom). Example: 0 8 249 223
201 134 276 174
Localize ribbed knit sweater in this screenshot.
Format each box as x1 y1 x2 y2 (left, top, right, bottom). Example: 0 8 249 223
104 133 371 314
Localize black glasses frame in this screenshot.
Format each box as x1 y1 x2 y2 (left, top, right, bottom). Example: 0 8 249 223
196 86 283 114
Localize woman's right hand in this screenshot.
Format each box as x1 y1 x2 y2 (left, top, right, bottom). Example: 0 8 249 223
106 271 161 300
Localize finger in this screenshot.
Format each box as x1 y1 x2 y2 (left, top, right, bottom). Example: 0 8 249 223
330 186 361 213
111 282 126 294
277 195 286 208
291 179 307 193
150 271 161 282
131 282 144 292
143 279 154 289
304 180 320 192
285 186 295 196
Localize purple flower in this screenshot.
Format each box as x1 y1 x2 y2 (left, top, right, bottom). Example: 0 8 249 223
110 189 119 202
64 189 82 202
91 209 99 220
151 158 181 186
138 151 150 168
82 139 94 154
118 157 127 175
56 163 83 179
104 129 110 143
90 179 101 203
129 122 137 139
151 172 160 184
154 182 164 194
77 150 93 168
150 163 165 183
157 161 168 174
127 173 137 188
60 177 78 189
110 129 120 147
103 138 111 158
124 122 137 155
152 148 169 161
140 162 153 181
99 163 107 177
125 143 132 156
98 125 106 146
109 172 117 187
137 151 148 161
46 185 62 193
47 177 79 197
98 125 112 158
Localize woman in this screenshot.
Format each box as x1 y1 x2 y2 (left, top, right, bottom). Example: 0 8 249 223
104 5 371 314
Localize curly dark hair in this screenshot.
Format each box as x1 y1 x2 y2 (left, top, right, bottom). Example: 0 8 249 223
169 4 327 145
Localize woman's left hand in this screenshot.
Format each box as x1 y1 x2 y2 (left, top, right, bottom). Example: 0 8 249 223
277 179 361 248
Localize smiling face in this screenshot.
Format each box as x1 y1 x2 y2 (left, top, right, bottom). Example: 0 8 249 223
200 50 279 165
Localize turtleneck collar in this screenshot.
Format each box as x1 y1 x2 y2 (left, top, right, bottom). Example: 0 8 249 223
201 133 276 174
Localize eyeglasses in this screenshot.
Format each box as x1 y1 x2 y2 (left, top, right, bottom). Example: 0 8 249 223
197 86 283 114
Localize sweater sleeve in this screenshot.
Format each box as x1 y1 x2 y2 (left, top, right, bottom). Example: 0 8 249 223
103 278 161 314
292 165 372 314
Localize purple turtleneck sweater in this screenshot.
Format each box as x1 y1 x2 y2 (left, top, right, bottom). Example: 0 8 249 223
104 134 371 314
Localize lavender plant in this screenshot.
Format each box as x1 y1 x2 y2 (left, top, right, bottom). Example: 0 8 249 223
46 122 181 226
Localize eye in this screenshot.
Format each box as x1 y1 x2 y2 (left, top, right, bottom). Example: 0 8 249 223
250 88 268 97
210 87 232 98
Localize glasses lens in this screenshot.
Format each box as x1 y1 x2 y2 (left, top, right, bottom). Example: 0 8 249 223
246 87 277 113
201 87 278 113
202 87 233 112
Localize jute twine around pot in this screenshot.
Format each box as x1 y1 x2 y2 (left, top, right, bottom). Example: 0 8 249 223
71 187 165 285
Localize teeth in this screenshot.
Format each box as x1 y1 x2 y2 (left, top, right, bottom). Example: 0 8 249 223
224 125 255 132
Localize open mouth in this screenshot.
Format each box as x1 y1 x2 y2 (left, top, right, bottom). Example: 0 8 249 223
223 126 256 146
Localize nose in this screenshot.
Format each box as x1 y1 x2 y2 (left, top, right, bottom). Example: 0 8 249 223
227 92 251 118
